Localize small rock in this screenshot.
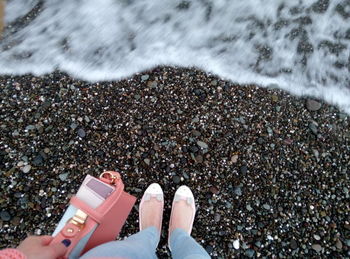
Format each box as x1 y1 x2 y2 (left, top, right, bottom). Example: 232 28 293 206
141 74 149 81
312 244 322 253
147 81 157 88
245 249 255 258
231 154 238 163
33 154 44 166
271 95 279 102
246 204 253 211
263 204 271 210
290 239 298 250
240 165 248 174
309 122 318 135
195 155 203 163
70 123 78 130
257 137 264 144
144 158 150 165
192 130 201 137
0 211 11 221
77 128 86 138
11 216 21 226
306 99 322 111
59 173 69 181
233 239 240 249
134 94 141 100
214 213 221 222
173 175 181 184
313 234 321 241
233 186 242 196
197 141 208 149
22 165 31 173
211 80 218 86
336 239 343 250
209 186 220 194
25 125 35 131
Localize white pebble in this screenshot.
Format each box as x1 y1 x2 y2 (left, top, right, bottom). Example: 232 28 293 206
233 239 240 249
22 165 31 173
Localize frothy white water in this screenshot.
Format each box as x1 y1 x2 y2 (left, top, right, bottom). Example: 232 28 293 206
1 0 350 113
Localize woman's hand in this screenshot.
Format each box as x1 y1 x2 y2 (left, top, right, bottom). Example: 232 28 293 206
17 235 68 259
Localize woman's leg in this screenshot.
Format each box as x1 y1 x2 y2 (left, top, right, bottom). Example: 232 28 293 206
80 226 159 259
168 186 211 259
81 183 164 259
170 228 210 259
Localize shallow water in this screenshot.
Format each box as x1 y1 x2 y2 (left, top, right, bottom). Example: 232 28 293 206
1 0 350 112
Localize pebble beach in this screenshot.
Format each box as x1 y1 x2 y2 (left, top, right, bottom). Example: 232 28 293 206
0 67 349 258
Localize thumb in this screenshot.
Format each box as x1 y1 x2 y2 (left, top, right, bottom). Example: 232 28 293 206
47 240 69 258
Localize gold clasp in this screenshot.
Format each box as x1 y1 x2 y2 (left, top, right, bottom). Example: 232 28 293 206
68 209 87 229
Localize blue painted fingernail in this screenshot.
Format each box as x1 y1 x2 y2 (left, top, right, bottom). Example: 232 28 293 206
62 239 71 247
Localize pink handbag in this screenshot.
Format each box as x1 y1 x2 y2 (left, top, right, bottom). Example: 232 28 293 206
50 171 136 258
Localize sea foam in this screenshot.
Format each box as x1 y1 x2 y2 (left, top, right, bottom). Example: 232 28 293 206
1 0 350 113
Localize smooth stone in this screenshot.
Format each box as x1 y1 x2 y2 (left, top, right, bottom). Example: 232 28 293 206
22 165 31 173
59 173 69 181
209 186 220 194
214 213 221 222
33 154 44 166
240 165 248 174
257 137 264 144
0 211 11 221
336 239 343 250
25 125 35 131
313 234 321 241
192 130 201 137
197 141 208 149
77 128 86 138
233 187 242 196
312 244 322 253
263 204 271 210
309 122 318 135
290 239 298 250
231 155 238 163
141 74 149 81
144 158 150 165
233 239 240 249
173 175 181 184
306 99 322 111
70 123 78 129
246 204 253 211
11 216 21 226
245 249 255 258
195 155 203 163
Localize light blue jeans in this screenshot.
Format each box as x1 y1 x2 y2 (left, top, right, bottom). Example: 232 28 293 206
80 226 211 259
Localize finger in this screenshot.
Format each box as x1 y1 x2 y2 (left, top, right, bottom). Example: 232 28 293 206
47 241 69 258
39 235 54 245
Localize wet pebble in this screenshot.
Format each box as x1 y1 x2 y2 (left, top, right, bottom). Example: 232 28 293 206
22 165 31 173
141 74 149 81
0 211 11 221
306 99 322 111
312 244 322 253
197 141 208 149
172 175 181 184
77 128 86 138
240 165 248 174
245 249 255 258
